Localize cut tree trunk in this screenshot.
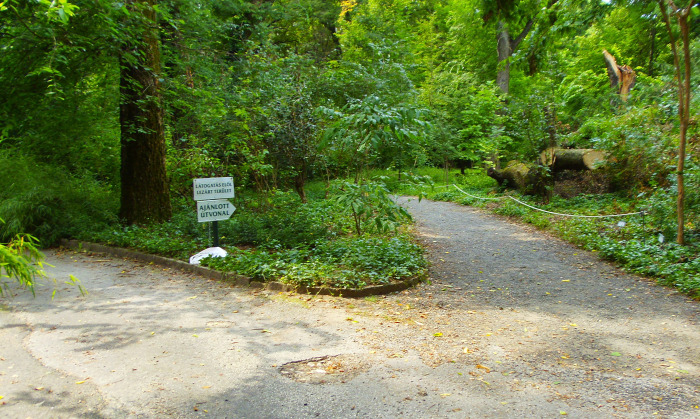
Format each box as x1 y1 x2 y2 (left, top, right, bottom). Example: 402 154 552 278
540 148 608 171
488 161 553 201
488 161 530 190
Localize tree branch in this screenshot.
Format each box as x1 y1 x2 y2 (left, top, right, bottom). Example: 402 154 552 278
510 19 534 51
9 5 49 40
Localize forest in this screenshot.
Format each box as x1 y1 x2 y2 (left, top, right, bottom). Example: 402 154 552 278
1 0 699 295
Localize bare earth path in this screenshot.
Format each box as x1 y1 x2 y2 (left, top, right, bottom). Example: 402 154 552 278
1 198 698 418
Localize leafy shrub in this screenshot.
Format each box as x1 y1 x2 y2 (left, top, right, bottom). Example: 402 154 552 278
203 235 426 289
332 179 412 235
223 193 334 248
0 152 118 246
0 231 46 296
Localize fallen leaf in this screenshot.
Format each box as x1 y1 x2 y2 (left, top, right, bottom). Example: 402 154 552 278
440 393 451 397
476 364 491 373
611 352 622 357
202 385 211 389
433 332 443 337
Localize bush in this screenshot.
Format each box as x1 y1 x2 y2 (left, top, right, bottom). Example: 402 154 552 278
0 231 46 296
0 151 118 246
203 235 427 289
222 192 335 248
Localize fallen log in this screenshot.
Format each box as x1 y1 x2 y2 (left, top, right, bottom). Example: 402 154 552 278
540 148 608 171
487 161 553 201
488 161 529 190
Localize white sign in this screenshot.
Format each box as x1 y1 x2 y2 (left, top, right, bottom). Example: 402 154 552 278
193 177 234 201
189 247 228 265
197 199 236 222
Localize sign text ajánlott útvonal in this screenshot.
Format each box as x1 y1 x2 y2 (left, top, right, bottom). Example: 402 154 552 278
196 199 235 222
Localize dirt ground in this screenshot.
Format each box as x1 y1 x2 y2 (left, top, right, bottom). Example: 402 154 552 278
0 198 698 418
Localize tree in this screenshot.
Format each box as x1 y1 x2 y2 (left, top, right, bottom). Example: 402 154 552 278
481 0 558 94
658 0 698 245
119 0 172 224
320 95 428 183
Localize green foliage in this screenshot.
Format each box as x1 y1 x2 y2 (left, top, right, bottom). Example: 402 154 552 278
223 192 335 249
2 0 699 295
84 186 425 290
0 152 118 246
203 236 426 289
332 179 412 236
320 95 430 181
0 230 46 296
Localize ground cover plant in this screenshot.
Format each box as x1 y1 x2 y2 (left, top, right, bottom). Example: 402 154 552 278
82 185 427 290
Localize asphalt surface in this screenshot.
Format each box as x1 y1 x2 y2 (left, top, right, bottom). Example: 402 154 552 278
1 197 698 418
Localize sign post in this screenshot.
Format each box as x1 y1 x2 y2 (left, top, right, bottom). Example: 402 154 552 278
193 177 235 248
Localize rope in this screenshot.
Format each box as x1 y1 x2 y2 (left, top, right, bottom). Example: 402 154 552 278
448 184 645 219
451 184 502 201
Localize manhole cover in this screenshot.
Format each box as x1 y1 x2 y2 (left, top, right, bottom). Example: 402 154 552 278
278 355 368 384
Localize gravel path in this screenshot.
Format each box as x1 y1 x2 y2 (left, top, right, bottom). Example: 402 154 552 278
0 198 698 418
390 197 700 416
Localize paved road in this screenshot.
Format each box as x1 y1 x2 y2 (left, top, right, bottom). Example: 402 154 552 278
1 198 698 418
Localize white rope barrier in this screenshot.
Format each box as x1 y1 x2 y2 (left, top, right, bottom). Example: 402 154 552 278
448 184 645 219
451 184 502 201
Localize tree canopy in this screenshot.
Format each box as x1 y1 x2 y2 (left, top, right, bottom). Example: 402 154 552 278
0 0 698 244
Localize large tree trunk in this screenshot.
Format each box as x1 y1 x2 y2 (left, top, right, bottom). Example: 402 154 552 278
119 0 172 224
540 148 608 171
495 19 535 94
